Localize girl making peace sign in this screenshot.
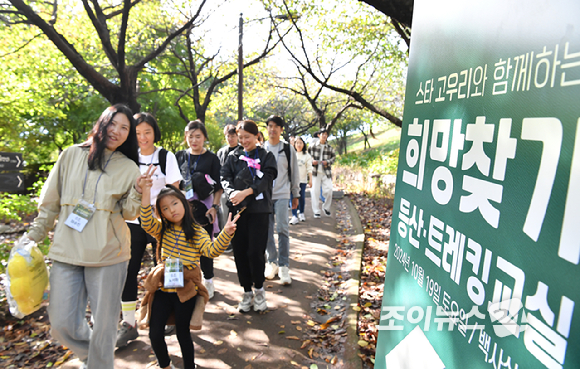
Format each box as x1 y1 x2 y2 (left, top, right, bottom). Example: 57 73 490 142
137 165 239 369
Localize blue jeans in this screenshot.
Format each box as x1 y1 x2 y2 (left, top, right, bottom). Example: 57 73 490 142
292 183 307 216
266 199 290 267
48 260 128 369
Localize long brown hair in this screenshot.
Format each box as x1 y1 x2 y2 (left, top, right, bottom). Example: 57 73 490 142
83 104 138 170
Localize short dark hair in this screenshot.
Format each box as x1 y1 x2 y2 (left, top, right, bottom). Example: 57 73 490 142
224 124 237 135
294 136 307 152
266 115 285 129
185 120 208 139
236 120 260 136
134 112 161 142
85 104 138 171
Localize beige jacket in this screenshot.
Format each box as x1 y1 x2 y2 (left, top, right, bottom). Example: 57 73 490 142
28 145 141 267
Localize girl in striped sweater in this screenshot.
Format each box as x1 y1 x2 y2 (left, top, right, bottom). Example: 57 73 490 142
139 165 239 369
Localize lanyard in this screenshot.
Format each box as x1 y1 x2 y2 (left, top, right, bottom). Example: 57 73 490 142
81 152 115 204
147 147 157 165
188 152 201 174
244 149 259 179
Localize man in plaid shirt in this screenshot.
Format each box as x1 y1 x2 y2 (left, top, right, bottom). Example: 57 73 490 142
308 127 336 218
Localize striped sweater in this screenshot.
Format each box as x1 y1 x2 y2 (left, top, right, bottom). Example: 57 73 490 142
140 205 232 270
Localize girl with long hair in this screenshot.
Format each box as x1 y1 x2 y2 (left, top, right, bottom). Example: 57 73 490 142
290 136 313 223
25 104 145 369
137 170 238 369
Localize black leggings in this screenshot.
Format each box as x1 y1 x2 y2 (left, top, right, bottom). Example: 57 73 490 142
122 223 157 302
149 291 197 369
232 212 269 292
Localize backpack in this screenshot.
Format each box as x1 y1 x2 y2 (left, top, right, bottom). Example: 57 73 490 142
139 148 168 174
281 143 292 181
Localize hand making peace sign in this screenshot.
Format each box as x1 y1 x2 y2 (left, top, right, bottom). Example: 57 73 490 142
138 164 157 206
223 212 241 236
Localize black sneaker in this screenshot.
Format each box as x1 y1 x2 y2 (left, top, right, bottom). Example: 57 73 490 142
324 209 331 216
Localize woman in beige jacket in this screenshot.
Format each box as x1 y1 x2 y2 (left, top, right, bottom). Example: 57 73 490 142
26 104 145 369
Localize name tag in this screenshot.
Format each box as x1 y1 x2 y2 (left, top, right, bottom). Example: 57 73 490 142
184 179 194 200
64 199 96 232
164 258 184 288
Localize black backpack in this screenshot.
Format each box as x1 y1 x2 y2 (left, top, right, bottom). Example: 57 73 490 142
138 148 168 174
281 143 292 181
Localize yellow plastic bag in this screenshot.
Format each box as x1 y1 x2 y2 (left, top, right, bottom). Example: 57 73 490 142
6 236 49 318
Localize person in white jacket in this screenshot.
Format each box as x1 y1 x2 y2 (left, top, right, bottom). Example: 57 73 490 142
290 136 313 223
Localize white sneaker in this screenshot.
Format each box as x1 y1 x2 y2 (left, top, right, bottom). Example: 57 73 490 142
239 291 253 313
253 289 267 312
264 262 278 280
313 213 321 219
278 266 292 285
204 279 215 299
298 213 305 222
289 216 299 225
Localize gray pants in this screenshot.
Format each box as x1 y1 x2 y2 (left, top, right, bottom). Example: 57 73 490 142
48 260 128 369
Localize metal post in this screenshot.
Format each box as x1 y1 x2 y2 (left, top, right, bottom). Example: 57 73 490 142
238 13 244 121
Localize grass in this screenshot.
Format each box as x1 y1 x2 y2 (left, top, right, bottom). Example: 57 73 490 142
333 124 401 198
335 124 401 174
338 125 401 154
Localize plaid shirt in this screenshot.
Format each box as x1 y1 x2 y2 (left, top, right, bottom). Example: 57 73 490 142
308 142 336 178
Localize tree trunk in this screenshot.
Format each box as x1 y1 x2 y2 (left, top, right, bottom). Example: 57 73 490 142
111 66 140 113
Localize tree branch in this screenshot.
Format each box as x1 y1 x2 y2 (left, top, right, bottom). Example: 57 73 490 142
391 18 410 49
276 0 402 127
117 0 131 77
133 0 207 70
82 0 118 68
0 31 43 58
7 0 119 100
174 88 194 123
104 0 143 19
139 87 187 95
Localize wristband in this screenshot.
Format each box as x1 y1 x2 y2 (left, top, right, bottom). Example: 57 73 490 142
212 204 219 210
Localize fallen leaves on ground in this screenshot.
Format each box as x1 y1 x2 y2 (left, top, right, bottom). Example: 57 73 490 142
350 193 391 368
0 227 156 368
297 199 356 367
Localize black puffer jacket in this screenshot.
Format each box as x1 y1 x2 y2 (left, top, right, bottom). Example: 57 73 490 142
220 146 277 214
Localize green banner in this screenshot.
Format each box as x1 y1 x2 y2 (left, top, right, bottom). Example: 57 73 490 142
375 1 580 368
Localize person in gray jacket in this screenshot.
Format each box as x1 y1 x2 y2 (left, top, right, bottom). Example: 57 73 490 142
263 115 300 285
